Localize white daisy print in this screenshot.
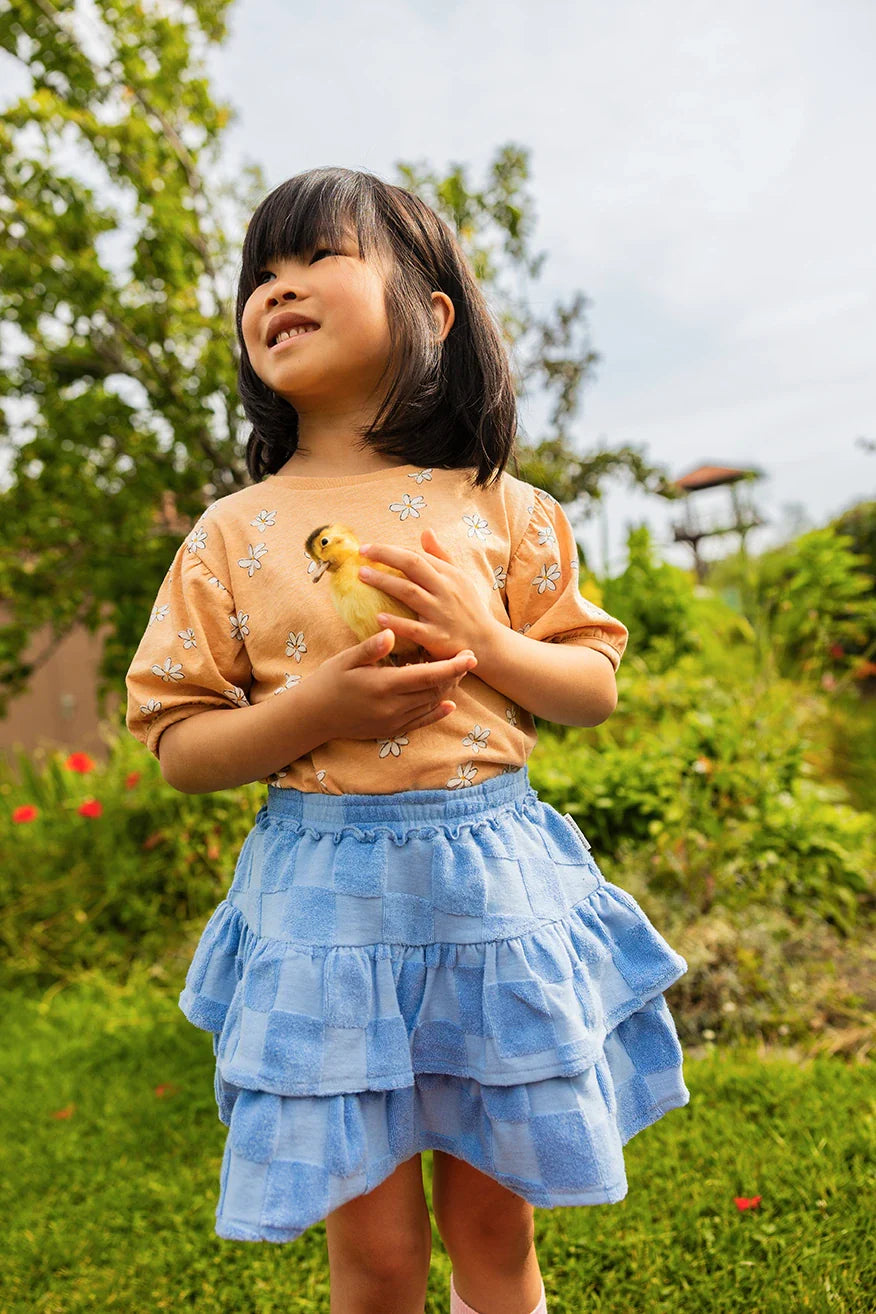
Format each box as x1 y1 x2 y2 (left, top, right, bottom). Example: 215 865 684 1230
186 526 208 554
447 762 479 788
152 657 184 683
463 512 492 542
532 562 562 594
462 724 491 753
378 733 409 758
286 631 307 661
237 542 268 577
251 509 277 532
149 603 170 626
535 523 557 547
505 704 519 727
224 685 249 706
205 574 229 593
407 469 433 484
389 493 426 521
491 565 507 591
178 628 197 649
272 672 302 694
230 612 250 641
140 697 163 717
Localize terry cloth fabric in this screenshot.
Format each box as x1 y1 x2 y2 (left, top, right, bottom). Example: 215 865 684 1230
178 766 691 1244
124 464 629 793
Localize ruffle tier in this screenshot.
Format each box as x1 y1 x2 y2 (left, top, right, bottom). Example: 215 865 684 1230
212 1029 690 1243
179 877 688 1096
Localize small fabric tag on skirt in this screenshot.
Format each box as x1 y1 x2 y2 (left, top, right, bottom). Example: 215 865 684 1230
562 812 592 850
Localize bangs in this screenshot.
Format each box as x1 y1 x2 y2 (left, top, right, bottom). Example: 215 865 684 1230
239 170 385 304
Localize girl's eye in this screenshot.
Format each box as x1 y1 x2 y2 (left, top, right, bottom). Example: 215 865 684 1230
256 249 337 283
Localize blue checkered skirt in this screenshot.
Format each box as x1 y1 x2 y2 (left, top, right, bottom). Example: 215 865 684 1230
178 765 690 1243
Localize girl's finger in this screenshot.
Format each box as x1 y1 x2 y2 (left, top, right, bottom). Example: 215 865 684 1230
421 528 453 561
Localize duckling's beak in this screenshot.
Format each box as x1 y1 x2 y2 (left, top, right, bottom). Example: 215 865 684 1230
311 558 330 582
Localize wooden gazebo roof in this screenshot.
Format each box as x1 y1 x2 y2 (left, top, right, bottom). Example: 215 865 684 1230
670 464 758 492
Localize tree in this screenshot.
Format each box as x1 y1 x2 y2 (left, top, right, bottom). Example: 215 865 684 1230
0 0 262 718
0 4 675 725
396 150 678 511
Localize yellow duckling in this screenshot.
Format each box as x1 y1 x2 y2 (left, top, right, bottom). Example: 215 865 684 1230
304 523 427 666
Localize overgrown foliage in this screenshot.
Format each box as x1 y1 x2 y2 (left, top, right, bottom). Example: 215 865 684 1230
4 533 873 1062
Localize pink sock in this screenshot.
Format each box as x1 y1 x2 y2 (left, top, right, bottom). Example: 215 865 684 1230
450 1270 547 1314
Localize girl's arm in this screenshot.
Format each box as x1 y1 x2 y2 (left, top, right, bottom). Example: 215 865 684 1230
159 676 334 794
474 622 618 727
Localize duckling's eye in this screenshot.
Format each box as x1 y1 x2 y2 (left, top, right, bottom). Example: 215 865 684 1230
320 537 329 546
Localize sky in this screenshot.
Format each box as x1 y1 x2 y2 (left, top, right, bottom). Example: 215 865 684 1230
6 0 876 575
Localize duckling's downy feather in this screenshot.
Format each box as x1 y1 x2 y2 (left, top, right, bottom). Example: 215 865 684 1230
305 521 426 665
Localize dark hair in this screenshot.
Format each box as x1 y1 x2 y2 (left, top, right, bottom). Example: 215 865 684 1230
235 167 520 489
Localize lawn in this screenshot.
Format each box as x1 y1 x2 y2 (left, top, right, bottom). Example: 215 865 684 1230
4 964 873 1313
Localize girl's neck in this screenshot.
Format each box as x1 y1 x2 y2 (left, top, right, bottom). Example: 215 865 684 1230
276 452 407 478
279 411 403 478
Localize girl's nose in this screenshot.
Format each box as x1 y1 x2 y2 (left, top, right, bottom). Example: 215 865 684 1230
266 285 300 307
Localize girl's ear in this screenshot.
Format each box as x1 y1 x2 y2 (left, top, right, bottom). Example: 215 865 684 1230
431 291 455 341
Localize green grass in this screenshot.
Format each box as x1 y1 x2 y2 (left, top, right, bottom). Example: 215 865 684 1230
4 966 874 1314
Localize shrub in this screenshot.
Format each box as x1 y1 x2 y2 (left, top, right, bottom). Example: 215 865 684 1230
600 523 698 673
531 655 875 935
0 734 262 990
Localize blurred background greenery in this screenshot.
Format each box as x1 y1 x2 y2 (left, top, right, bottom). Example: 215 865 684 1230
1 1 873 1310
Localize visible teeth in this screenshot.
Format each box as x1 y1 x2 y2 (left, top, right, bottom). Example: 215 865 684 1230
273 325 318 345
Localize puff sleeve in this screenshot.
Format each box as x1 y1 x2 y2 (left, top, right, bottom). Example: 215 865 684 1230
504 486 629 671
125 530 254 761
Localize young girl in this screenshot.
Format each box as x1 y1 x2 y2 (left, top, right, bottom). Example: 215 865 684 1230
125 167 690 1314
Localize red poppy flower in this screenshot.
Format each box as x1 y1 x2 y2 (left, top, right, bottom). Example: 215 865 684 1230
733 1196 762 1211
77 799 103 818
12 804 39 823
65 752 96 774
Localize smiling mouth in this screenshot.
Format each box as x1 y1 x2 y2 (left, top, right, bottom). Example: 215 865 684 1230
269 327 320 351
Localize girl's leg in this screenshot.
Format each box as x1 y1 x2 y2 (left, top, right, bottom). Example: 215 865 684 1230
432 1150 546 1314
325 1152 433 1314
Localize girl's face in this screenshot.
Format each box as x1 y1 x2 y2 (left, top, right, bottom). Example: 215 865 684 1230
240 226 395 413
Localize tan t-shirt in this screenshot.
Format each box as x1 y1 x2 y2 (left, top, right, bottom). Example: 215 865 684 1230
124 464 629 793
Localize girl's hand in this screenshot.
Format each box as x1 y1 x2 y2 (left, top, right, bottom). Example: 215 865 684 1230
357 528 498 662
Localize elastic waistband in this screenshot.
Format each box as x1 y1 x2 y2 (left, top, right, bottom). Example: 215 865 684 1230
265 766 535 826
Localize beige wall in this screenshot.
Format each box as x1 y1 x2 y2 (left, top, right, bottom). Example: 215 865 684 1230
0 489 197 776
0 601 122 773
